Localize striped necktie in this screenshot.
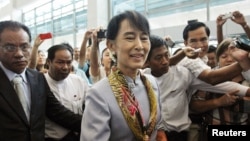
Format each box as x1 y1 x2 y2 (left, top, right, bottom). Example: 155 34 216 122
12 75 30 121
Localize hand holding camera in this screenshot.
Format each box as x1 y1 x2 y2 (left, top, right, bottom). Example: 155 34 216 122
228 37 250 72
97 29 107 39
222 13 232 20
232 37 250 52
183 46 199 59
164 35 175 48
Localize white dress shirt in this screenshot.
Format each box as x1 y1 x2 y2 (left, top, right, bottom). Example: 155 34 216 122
0 63 31 113
242 69 250 82
44 73 88 139
143 66 248 132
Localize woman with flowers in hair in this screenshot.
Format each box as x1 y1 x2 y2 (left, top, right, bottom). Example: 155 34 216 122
80 10 166 141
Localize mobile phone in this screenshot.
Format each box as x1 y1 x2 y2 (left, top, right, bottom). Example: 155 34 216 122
97 29 107 38
222 13 232 20
194 48 201 53
166 40 175 48
39 32 52 40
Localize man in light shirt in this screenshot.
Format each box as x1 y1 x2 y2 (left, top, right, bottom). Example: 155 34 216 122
0 20 82 141
178 21 250 141
44 43 89 141
143 34 250 141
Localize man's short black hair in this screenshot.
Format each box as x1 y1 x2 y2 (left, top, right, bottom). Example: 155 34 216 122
183 21 210 41
0 20 32 42
47 43 74 61
207 45 216 53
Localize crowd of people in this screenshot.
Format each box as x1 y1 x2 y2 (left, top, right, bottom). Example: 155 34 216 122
0 9 250 141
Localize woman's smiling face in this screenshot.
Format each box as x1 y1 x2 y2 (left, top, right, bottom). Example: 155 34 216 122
109 19 150 72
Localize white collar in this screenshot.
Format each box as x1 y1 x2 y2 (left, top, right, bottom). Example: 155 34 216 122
0 62 27 83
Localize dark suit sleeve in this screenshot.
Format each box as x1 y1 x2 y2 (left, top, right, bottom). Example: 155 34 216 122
44 75 82 132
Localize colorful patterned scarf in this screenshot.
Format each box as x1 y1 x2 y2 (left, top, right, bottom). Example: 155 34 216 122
108 69 157 140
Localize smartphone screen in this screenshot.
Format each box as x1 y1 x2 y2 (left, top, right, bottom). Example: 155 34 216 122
39 32 52 40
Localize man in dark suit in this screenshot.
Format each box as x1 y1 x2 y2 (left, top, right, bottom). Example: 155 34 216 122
0 20 81 141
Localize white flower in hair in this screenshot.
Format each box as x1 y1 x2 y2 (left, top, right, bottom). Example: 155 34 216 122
109 49 117 63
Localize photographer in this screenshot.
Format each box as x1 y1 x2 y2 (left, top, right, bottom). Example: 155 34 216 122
217 11 250 44
89 28 111 84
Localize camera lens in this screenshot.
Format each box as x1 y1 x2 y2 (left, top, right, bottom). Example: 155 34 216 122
234 37 250 52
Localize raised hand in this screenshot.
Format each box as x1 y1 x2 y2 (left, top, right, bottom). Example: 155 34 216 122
183 46 199 59
228 43 250 71
217 90 239 107
216 14 227 27
231 11 247 26
33 35 44 48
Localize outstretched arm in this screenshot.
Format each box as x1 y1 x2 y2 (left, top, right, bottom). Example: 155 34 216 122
90 29 101 77
79 29 94 68
198 62 242 85
199 45 250 85
216 14 227 44
169 46 197 65
190 90 239 113
28 35 44 69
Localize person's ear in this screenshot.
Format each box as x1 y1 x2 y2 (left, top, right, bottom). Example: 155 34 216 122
184 40 188 46
106 39 115 52
46 59 52 66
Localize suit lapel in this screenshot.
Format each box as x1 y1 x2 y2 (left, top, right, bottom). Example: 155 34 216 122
0 68 29 125
26 69 39 124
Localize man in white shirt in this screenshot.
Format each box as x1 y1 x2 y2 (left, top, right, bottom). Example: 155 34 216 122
179 21 245 85
44 43 89 141
0 20 82 141
144 34 250 141
179 21 250 141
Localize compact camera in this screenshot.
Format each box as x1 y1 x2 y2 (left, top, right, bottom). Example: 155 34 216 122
222 13 232 20
232 37 250 52
97 29 107 38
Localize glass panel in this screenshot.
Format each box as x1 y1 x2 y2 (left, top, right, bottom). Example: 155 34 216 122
53 9 61 17
53 17 61 33
23 10 35 26
22 0 88 38
53 0 73 10
111 0 245 18
75 0 84 9
75 8 87 29
61 15 74 31
112 0 144 16
61 4 73 16
147 0 206 18
36 3 51 17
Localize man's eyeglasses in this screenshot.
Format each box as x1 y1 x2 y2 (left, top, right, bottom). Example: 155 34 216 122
188 38 208 46
1 44 31 52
